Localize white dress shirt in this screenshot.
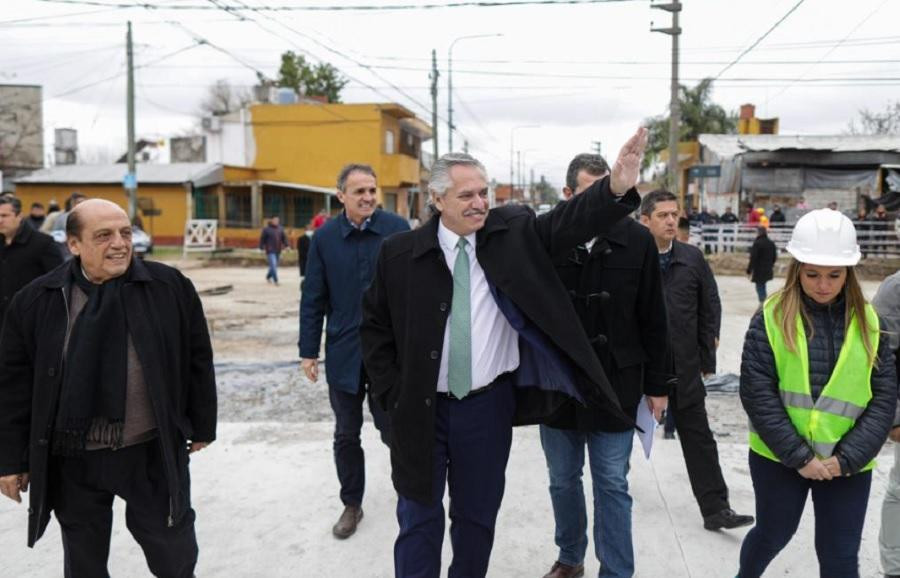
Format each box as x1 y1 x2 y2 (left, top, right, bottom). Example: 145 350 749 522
436 220 520 393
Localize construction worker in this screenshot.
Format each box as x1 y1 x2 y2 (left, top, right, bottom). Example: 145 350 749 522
737 209 897 577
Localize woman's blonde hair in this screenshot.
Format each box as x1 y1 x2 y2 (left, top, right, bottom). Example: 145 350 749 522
772 259 877 366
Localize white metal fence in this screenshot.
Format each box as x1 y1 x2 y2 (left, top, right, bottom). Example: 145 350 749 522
691 221 900 257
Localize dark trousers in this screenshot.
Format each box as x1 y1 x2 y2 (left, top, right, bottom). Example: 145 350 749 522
394 377 515 578
754 281 768 303
668 390 730 517
329 384 391 507
739 451 872 578
50 440 197 578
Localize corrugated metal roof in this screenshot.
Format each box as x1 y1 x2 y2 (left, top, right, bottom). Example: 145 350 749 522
14 163 223 186
698 134 900 159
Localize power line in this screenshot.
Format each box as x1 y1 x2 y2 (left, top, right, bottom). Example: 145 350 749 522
0 7 119 24
768 0 891 100
47 42 202 100
36 0 642 11
712 0 807 80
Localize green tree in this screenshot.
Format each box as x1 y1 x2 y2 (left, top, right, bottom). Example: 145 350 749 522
643 78 737 169
275 51 348 103
532 175 559 205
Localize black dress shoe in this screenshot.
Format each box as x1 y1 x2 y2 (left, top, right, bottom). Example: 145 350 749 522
703 508 754 531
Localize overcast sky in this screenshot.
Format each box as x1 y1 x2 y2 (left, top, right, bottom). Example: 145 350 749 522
2 0 898 188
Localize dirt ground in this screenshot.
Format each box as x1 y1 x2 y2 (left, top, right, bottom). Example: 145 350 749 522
0 261 893 577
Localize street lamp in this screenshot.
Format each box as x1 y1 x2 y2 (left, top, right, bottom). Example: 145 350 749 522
510 125 540 202
448 33 502 153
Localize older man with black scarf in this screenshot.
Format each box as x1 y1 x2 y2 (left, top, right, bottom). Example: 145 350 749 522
0 199 216 578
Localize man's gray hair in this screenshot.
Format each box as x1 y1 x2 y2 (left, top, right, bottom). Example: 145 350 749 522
428 153 487 197
336 163 377 192
565 153 609 191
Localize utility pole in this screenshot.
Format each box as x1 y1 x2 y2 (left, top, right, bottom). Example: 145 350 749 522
652 1 682 203
447 47 454 153
126 21 137 220
430 49 439 161
592 140 602 156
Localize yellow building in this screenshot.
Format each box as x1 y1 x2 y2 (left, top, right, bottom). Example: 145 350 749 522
14 101 432 246
13 163 333 247
205 101 432 222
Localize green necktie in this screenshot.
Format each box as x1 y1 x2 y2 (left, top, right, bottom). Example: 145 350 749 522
448 236 472 399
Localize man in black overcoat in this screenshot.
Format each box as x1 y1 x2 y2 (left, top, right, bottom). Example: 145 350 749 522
747 225 777 303
639 190 754 532
360 129 648 578
0 196 64 328
0 199 216 577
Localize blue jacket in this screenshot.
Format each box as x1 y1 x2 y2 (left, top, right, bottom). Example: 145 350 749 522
299 209 410 393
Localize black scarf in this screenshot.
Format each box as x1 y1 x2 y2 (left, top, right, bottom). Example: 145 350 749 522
52 259 130 455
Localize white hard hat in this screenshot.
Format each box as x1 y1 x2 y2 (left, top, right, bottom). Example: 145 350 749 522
786 208 861 266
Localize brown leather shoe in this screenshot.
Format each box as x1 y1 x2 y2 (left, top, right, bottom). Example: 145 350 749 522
332 505 363 539
542 561 585 578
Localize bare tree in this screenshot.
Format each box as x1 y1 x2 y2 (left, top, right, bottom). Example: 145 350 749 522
0 85 43 171
199 79 252 117
847 100 900 135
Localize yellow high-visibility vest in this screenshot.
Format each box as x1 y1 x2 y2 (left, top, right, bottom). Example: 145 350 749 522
748 297 880 472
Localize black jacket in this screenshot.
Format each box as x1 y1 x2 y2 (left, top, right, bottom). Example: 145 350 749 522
740 295 897 473
0 221 64 329
661 241 722 408
747 234 777 284
547 218 671 431
361 177 639 503
0 258 217 547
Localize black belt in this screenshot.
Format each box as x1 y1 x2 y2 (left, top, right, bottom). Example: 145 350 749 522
436 372 512 401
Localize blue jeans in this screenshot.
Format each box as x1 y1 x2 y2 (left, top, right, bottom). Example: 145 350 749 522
739 450 872 578
265 252 279 283
754 281 767 303
540 425 634 578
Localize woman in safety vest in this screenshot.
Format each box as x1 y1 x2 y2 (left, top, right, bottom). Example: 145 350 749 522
737 208 897 577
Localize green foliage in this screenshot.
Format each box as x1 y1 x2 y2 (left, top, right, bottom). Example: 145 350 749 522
642 78 737 169
532 176 559 205
275 51 348 103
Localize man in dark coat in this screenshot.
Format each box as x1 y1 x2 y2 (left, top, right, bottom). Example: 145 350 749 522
747 226 777 303
26 202 46 230
259 215 289 285
0 196 64 329
539 153 670 578
299 164 409 539
639 189 754 532
360 128 646 578
0 199 216 577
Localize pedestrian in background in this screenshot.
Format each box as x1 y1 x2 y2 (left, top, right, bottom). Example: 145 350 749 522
738 209 896 577
676 216 691 243
0 196 64 329
259 215 288 285
876 270 900 578
26 202 46 229
299 164 409 539
747 226 777 304
640 190 754 532
0 199 217 577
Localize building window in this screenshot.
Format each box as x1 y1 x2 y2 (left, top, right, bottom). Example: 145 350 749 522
385 130 395 154
399 129 420 158
224 187 252 228
382 192 397 213
192 187 218 220
263 188 315 228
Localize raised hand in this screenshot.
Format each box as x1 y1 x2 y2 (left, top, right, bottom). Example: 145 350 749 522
610 127 649 196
